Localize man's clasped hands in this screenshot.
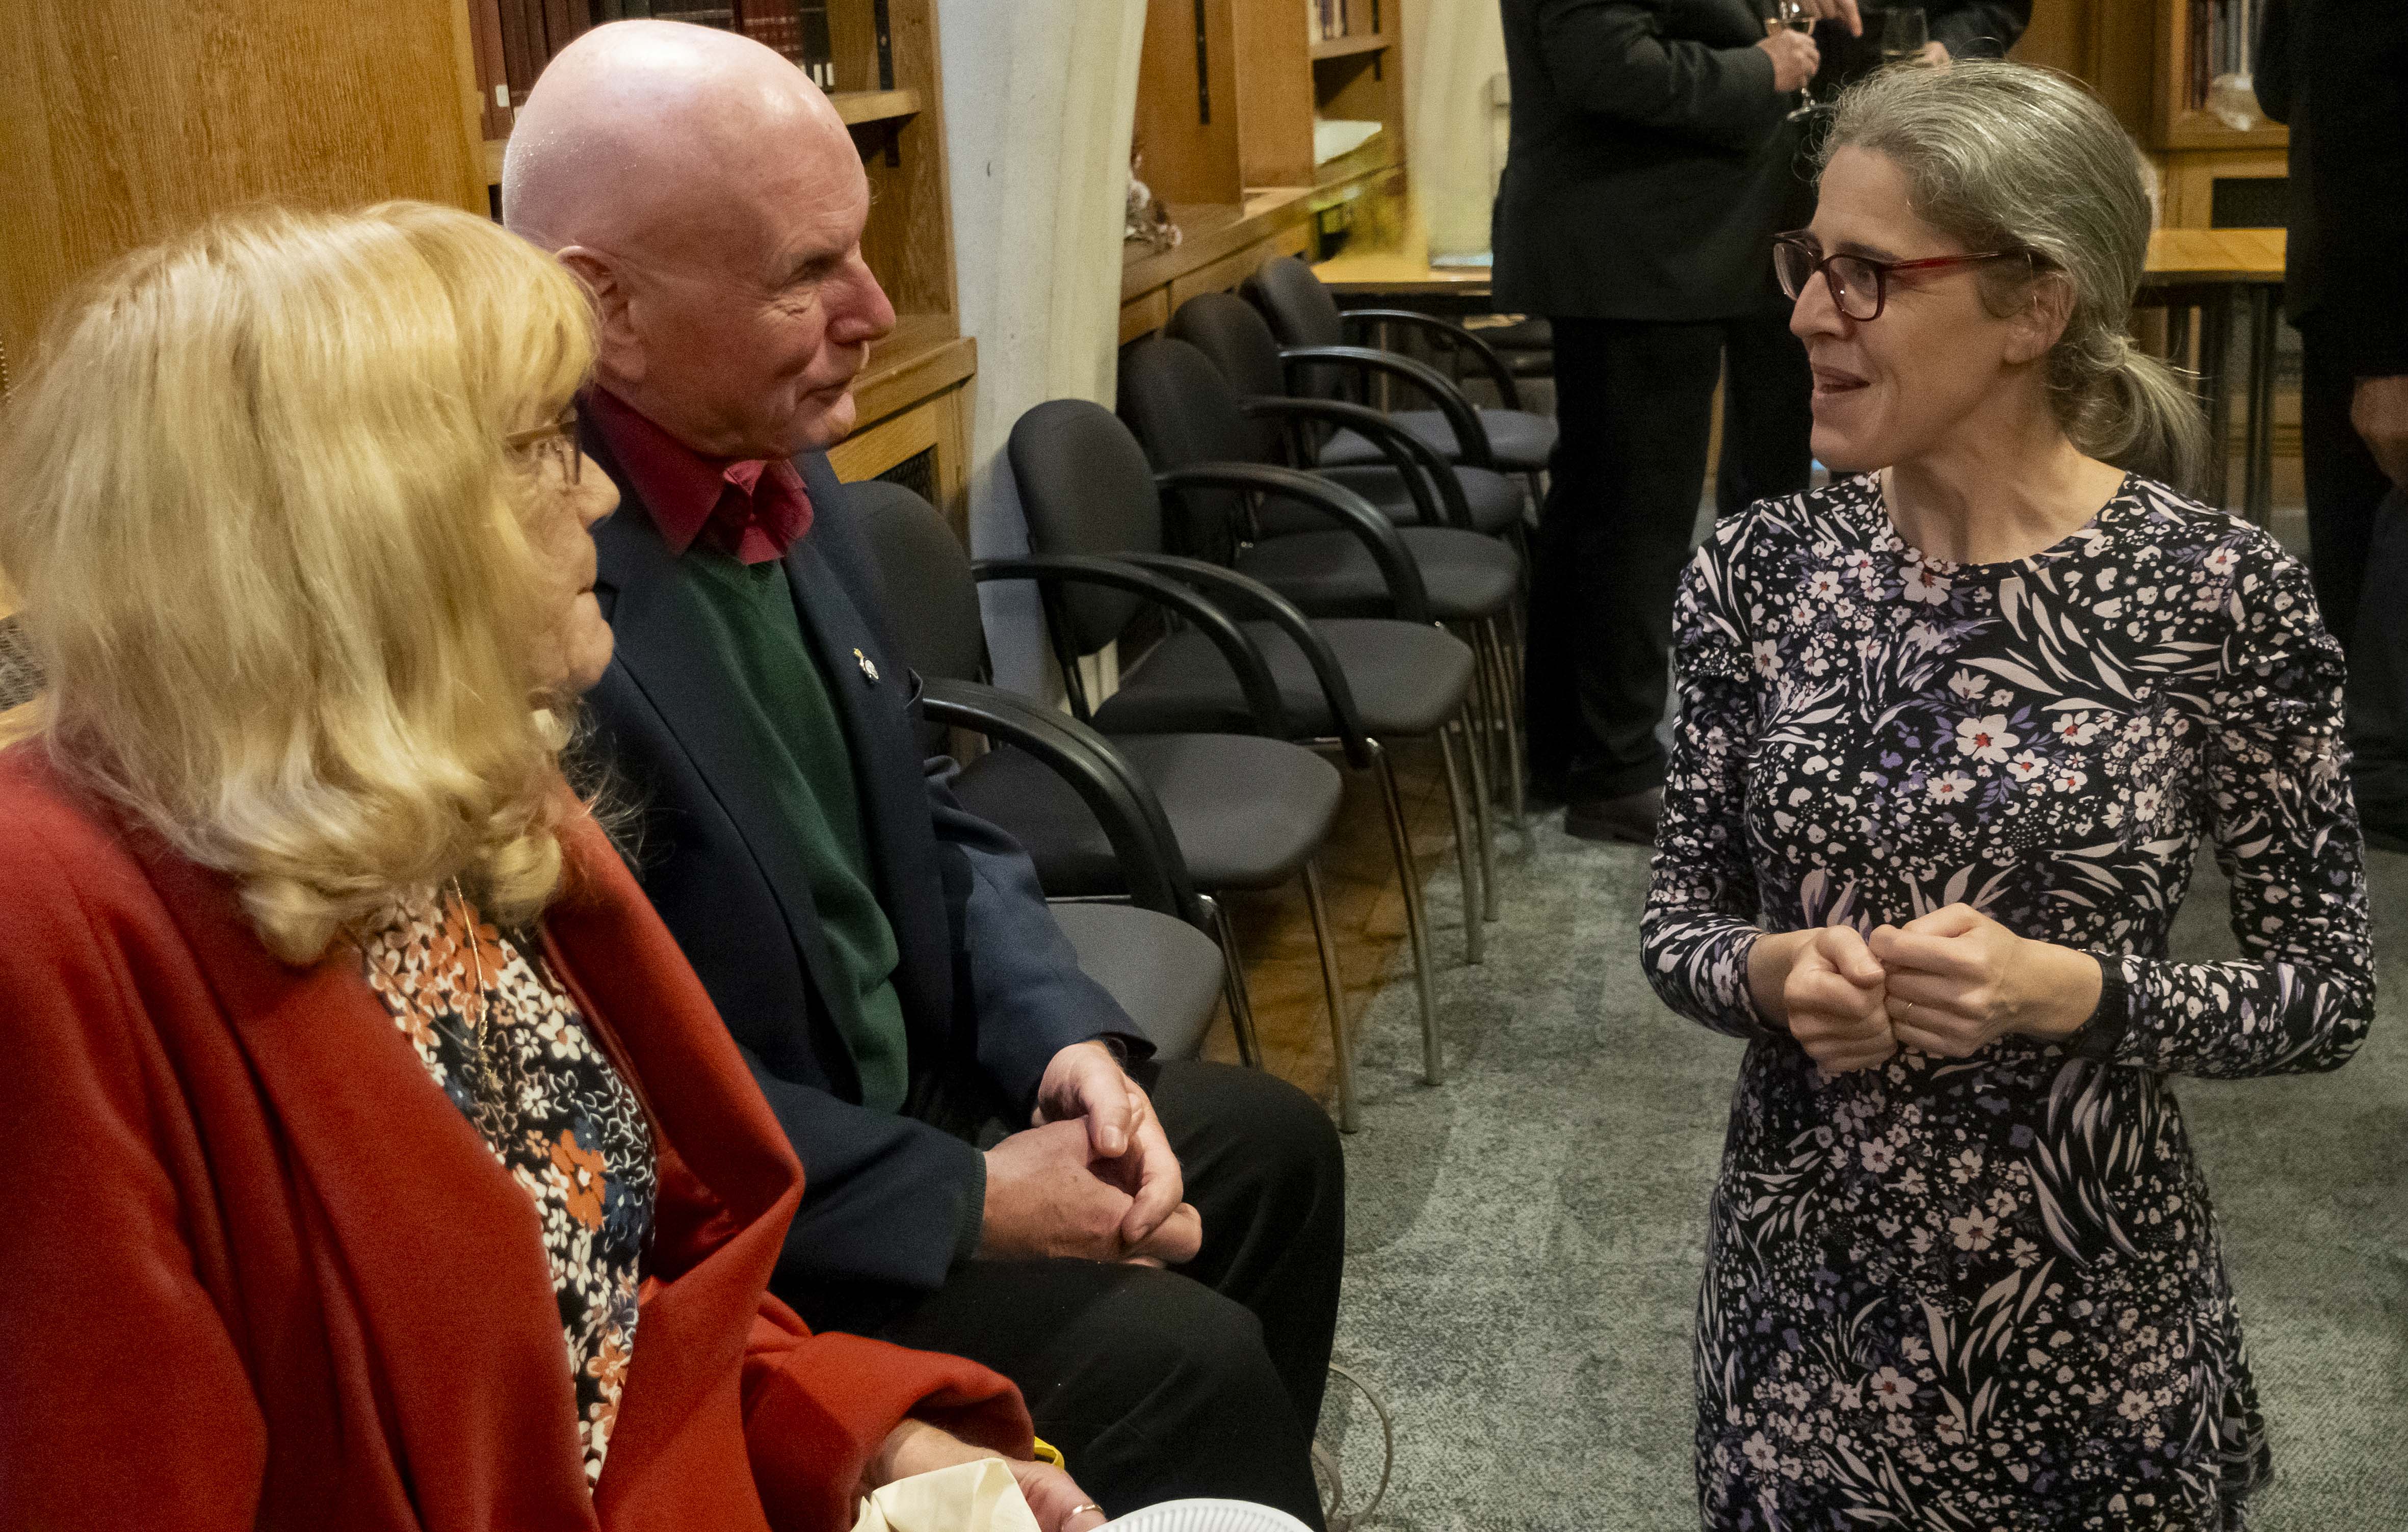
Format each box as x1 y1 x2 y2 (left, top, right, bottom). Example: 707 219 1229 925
1752 904 2107 1073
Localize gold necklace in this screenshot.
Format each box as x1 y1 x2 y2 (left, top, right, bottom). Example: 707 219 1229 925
449 878 508 1116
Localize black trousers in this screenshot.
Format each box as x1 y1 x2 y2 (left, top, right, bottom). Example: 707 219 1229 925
1526 310 1814 800
2346 486 2408 843
2300 331 2395 659
815 1060 1344 1526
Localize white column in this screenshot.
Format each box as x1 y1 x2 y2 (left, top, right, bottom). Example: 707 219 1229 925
938 0 1148 695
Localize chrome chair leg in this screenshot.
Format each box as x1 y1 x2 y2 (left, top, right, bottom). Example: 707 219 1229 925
1479 619 1528 832
1435 722 1484 967
1457 706 1501 925
1300 860 1359 1133
1205 893 1263 1069
1369 739 1444 1087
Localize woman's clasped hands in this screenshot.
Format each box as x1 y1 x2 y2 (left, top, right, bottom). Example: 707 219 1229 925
1757 905 2104 1073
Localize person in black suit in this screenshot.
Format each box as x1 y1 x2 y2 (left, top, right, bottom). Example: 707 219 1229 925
1495 0 1855 844
2258 0 2408 849
1811 0 2029 91
502 22 1344 1526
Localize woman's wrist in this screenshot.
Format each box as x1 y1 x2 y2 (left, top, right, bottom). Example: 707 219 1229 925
1746 929 1813 1027
2008 937 2103 1040
871 1419 1000 1489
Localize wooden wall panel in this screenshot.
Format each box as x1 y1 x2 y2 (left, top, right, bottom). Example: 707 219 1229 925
1134 0 1242 205
0 0 486 391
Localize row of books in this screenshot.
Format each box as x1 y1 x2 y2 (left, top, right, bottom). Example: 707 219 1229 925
475 0 856 136
1306 0 1351 45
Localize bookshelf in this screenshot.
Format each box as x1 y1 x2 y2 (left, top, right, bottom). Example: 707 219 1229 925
1121 0 1408 341
1133 0 1407 205
462 0 976 524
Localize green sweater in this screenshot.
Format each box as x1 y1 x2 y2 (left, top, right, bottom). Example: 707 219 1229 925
667 547 910 1112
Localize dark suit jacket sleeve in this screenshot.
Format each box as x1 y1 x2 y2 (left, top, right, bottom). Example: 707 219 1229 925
2299 0 2408 375
1536 0 1786 152
1931 0 2029 58
923 754 1150 1109
2256 0 2294 122
739 1041 993 1285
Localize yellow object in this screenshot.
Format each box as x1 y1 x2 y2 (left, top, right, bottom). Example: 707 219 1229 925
1029 1438 1066 1470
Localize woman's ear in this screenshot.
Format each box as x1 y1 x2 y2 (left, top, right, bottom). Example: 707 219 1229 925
556 248 645 389
2003 269 2075 367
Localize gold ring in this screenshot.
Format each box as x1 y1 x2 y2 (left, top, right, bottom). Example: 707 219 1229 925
1067 1506 1104 1520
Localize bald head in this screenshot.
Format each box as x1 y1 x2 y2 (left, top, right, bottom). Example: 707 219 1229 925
504 20 846 256
502 20 895 459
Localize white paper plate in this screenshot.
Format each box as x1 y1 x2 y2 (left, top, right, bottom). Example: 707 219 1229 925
1104 1500 1313 1532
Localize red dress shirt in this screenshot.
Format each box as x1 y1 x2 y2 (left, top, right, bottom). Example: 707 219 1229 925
586 386 815 564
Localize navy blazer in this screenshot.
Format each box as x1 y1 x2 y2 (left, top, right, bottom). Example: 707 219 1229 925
580 423 1137 1300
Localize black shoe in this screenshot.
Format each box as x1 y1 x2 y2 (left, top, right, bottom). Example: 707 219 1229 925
1563 786 1663 845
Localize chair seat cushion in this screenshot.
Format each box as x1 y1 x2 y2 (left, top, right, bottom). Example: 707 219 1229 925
1232 526 1520 621
954 733 1342 895
1048 902 1226 1060
1317 407 1556 473
1096 618 1475 741
1261 464 1527 537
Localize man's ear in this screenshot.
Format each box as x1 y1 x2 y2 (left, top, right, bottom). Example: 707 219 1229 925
2004 269 2075 367
557 247 645 389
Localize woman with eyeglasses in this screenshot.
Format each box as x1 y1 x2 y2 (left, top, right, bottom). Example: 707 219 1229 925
1639 62 2371 1530
0 204 1113 1532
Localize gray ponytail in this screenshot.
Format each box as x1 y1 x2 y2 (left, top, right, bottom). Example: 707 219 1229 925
1821 62 2210 495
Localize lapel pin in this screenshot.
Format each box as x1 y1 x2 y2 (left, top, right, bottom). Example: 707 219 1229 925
853 647 880 684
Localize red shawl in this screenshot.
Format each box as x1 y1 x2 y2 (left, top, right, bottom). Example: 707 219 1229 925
0 747 1030 1531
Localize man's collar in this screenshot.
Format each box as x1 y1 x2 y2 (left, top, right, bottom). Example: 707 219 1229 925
583 386 735 557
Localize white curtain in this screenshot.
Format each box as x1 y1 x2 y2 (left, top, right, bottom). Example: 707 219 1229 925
1404 0 1510 258
938 0 1149 693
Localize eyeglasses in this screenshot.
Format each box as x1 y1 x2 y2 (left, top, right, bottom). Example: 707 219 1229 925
1772 233 2030 322
504 407 582 484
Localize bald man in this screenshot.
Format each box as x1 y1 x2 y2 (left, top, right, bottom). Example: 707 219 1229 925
504 22 1342 1524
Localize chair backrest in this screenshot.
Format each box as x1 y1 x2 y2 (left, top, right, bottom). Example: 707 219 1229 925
1005 399 1166 657
1242 254 1346 349
1165 292 1289 461
0 615 40 713
845 478 991 685
1116 336 1270 558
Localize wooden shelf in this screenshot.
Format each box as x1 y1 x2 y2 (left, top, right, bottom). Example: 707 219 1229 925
851 312 974 429
1314 130 1393 189
1309 35 1388 63
1121 189 1315 302
831 88 924 128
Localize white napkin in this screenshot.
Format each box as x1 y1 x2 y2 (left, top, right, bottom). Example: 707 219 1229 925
851 1458 1044 1532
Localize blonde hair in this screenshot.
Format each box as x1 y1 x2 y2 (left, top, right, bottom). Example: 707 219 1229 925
1823 61 2210 493
0 202 598 962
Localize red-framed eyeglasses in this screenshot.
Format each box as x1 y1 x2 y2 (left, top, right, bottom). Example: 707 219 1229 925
1772 233 2032 322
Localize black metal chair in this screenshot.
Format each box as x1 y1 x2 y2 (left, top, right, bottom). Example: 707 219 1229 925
1165 292 1529 541
1116 335 1525 874
1006 400 1483 1091
850 480 1381 1122
1243 253 1558 485
1152 295 1531 832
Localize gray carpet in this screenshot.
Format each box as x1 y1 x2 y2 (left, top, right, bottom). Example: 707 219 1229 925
1316 815 2408 1531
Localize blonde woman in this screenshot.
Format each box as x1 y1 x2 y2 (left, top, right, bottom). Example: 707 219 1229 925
0 204 1109 1532
1640 64 2373 1529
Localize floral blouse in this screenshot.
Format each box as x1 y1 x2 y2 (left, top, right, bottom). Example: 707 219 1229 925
1641 472 2373 1530
360 888 656 1486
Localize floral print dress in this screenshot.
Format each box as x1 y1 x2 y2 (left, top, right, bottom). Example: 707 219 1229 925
360 888 657 1486
1640 472 2374 1531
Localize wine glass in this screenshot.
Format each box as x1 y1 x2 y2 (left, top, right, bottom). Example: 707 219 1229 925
1776 0 1821 120
1881 6 1931 67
